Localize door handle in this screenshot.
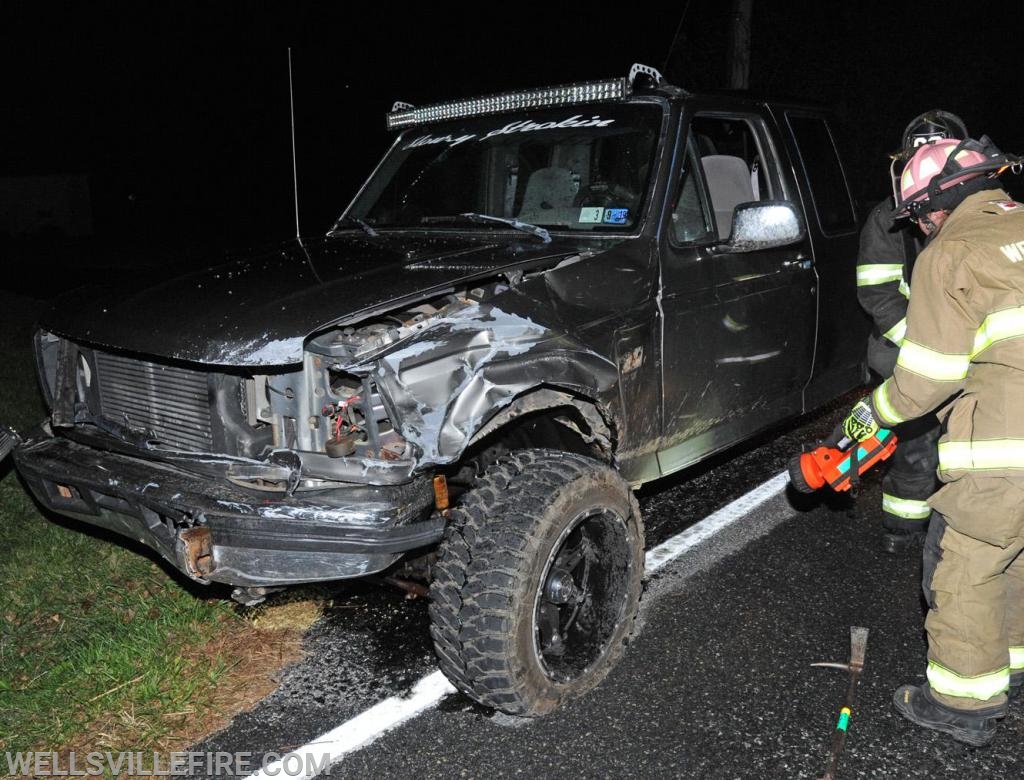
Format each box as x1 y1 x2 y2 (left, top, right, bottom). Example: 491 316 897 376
781 256 813 270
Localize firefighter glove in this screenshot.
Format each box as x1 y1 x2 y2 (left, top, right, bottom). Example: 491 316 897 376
842 398 880 443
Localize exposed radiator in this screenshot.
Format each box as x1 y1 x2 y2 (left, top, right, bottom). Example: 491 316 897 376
94 351 215 452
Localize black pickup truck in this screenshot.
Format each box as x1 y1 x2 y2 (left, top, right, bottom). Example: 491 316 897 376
4 64 867 715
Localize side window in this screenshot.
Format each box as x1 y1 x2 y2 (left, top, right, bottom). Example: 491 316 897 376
670 142 714 244
786 114 857 234
691 115 776 240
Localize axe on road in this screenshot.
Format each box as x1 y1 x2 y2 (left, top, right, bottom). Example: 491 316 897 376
811 626 869 780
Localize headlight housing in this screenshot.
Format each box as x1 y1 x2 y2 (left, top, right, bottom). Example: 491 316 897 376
34 330 61 409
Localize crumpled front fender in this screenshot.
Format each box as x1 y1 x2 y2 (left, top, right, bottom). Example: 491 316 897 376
366 305 618 464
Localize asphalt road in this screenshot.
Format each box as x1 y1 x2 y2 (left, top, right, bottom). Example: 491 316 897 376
194 407 1024 779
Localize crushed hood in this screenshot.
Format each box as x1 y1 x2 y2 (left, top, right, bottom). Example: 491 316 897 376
40 234 596 367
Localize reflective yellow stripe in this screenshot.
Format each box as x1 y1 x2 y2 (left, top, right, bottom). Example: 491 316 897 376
898 278 910 299
938 440 1024 471
1000 241 1024 263
872 381 907 425
881 493 931 520
1011 647 1024 671
927 661 1009 701
971 306 1024 358
882 317 907 347
896 340 970 381
856 263 904 286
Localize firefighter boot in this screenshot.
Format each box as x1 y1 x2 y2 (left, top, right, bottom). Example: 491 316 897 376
893 684 1006 746
881 529 925 554
1011 671 1023 701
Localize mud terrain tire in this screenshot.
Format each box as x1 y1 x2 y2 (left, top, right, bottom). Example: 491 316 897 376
428 449 644 715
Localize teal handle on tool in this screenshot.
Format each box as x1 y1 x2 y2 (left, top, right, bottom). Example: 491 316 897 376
836 707 852 732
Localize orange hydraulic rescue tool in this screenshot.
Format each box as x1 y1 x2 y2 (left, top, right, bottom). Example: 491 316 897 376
788 427 898 494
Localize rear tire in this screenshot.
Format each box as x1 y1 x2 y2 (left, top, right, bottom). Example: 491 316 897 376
428 449 644 715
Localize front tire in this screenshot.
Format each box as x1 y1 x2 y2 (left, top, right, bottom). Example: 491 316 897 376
428 449 644 715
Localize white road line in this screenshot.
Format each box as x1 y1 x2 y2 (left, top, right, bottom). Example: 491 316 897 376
644 470 789 573
243 469 790 779
245 671 457 780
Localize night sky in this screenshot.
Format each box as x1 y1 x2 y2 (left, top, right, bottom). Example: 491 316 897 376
4 3 1023 257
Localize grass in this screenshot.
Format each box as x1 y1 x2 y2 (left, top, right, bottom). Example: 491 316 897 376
0 291 313 763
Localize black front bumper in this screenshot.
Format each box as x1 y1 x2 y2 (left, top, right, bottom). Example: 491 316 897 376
12 430 442 587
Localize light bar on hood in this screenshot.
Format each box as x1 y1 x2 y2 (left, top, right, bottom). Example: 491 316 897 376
386 77 631 130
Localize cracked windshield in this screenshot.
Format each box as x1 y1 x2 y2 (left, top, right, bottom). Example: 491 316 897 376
350 104 663 232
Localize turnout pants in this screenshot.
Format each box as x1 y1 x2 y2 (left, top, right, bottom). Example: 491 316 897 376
882 414 940 533
923 476 1024 710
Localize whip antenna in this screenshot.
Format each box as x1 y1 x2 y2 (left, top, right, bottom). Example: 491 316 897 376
661 0 692 76
288 47 301 239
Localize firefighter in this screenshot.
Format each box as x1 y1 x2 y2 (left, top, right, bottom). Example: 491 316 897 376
841 136 1024 745
856 110 969 554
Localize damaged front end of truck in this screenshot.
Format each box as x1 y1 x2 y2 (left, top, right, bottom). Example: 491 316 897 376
10 247 621 598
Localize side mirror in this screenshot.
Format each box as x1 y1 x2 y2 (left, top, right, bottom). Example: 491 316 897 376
723 201 805 252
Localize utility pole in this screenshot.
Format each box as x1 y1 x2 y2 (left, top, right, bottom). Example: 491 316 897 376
727 0 753 90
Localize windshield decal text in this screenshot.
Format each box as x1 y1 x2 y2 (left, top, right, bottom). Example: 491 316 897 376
482 115 616 139
403 133 478 149
402 115 617 150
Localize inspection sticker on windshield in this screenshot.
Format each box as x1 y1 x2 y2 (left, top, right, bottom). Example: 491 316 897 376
578 207 604 223
603 208 629 225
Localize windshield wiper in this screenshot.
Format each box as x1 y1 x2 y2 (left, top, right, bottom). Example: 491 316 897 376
328 215 379 238
423 213 551 243
459 213 551 243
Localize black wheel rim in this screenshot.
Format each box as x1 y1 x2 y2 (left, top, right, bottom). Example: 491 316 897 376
532 507 634 683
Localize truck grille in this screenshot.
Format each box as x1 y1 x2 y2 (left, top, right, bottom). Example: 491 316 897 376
94 351 215 452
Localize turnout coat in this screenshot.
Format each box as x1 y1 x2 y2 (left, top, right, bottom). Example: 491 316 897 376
871 187 1024 483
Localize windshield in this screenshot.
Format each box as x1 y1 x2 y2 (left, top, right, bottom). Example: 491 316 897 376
347 103 663 233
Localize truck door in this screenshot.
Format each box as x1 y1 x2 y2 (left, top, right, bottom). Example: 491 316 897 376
658 110 817 474
780 111 864 406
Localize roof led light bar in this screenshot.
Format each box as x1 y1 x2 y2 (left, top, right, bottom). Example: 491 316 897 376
386 77 631 130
